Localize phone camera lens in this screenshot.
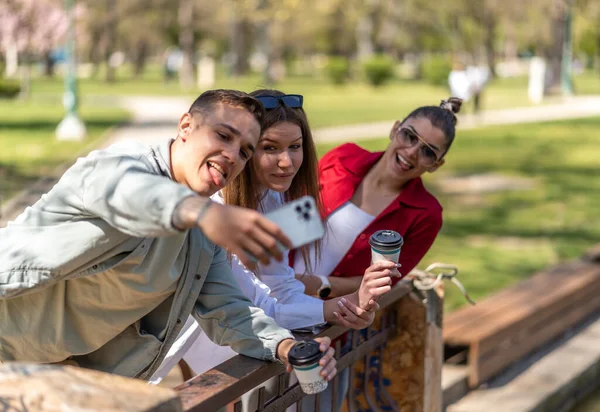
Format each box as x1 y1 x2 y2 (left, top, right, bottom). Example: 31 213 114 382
303 212 310 221
295 205 302 213
304 201 311 210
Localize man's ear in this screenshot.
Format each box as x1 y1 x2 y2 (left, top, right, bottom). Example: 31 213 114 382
177 113 194 141
390 120 401 139
428 158 445 173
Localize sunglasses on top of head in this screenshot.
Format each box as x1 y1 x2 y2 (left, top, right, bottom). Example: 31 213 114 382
255 94 303 110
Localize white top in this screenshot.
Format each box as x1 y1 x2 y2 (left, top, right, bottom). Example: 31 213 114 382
294 201 375 276
466 65 490 93
149 190 325 383
448 70 472 101
231 190 325 326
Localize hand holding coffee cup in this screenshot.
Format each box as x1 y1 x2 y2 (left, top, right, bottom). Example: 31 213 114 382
356 260 399 309
288 338 336 394
369 229 403 276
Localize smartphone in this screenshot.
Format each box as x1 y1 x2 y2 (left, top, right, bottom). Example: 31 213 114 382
264 195 325 249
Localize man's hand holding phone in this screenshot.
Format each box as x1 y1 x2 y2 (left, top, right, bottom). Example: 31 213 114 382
197 202 293 269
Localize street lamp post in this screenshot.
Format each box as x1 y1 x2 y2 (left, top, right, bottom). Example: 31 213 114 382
56 0 86 141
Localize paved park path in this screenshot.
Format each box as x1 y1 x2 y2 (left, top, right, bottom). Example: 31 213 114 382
314 94 600 141
2 94 600 227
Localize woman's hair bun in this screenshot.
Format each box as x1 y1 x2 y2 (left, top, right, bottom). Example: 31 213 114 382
440 97 463 114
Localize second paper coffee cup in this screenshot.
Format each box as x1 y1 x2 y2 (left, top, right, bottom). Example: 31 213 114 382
288 340 328 395
369 229 404 264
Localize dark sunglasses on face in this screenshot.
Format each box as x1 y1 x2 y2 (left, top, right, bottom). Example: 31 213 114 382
255 94 303 110
397 127 440 166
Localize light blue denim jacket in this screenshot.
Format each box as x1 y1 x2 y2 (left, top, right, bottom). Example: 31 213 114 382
0 139 293 379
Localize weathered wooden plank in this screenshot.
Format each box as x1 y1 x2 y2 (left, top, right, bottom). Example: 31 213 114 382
453 264 600 343
261 328 393 412
383 292 430 411
463 266 600 346
176 282 412 412
0 363 181 412
176 355 284 412
476 278 600 354
424 287 444 412
444 261 594 340
471 284 600 387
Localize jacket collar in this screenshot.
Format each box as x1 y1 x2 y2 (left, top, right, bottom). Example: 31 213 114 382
153 138 176 179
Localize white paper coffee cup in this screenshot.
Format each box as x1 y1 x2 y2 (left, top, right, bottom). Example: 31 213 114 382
369 229 404 265
288 340 328 395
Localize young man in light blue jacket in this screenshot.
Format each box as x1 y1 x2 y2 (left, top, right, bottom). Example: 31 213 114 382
0 89 336 382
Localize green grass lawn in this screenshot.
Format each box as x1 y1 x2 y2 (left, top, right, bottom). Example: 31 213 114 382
316 116 600 312
26 65 600 128
0 100 130 202
574 69 600 95
30 71 530 129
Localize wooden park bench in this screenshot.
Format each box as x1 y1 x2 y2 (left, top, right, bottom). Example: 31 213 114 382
443 246 600 388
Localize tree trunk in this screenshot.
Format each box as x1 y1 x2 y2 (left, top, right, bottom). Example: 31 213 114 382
43 50 55 77
178 0 195 89
595 33 600 72
327 4 347 56
88 27 102 78
483 11 497 77
104 0 118 83
132 39 148 79
545 0 567 94
230 14 252 76
504 21 518 61
19 58 31 99
356 15 374 60
4 40 18 78
256 0 273 85
357 0 380 59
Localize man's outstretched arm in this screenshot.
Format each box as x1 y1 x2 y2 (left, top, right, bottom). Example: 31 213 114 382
82 154 292 269
192 246 336 380
172 196 292 270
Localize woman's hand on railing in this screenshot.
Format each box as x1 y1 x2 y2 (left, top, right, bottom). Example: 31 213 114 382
333 296 380 329
276 337 338 381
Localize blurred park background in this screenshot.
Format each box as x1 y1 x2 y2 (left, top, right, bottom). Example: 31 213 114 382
2 0 600 307
1 0 600 409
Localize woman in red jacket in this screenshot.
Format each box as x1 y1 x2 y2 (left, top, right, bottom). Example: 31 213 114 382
295 97 462 298
293 97 461 411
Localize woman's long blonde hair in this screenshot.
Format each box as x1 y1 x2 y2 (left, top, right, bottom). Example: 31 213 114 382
223 89 322 274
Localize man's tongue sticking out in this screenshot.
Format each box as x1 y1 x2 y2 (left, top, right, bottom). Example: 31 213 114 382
208 162 226 188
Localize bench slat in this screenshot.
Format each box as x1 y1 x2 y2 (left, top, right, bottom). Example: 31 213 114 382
457 264 600 343
470 283 600 386
443 261 586 339
445 263 600 345
476 274 600 351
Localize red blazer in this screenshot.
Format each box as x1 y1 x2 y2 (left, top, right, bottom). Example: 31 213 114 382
318 143 443 284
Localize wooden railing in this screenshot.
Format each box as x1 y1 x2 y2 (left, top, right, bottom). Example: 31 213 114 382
0 281 443 412
175 280 444 412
